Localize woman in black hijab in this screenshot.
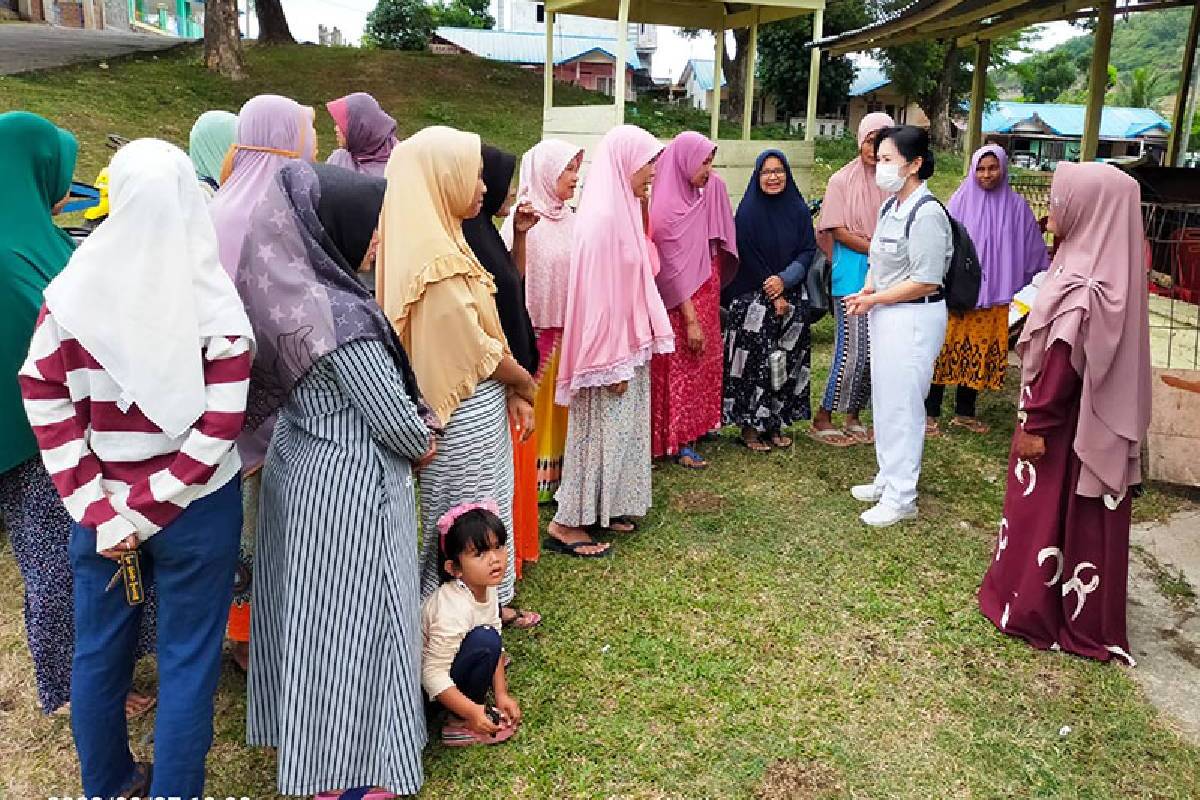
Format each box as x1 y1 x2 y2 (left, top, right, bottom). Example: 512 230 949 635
462 144 544 627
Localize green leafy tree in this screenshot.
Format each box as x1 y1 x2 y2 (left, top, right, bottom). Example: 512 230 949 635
363 0 436 50
1016 50 1076 102
758 0 870 122
432 0 494 29
1115 66 1163 108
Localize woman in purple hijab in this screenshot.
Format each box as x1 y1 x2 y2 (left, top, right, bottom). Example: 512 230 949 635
647 131 737 468
325 92 398 177
925 144 1049 434
207 92 316 670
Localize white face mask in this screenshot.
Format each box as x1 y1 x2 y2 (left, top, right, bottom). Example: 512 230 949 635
875 162 907 193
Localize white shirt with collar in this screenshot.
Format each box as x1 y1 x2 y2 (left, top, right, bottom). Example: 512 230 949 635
868 182 953 292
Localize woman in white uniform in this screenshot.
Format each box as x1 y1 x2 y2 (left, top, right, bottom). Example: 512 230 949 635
845 126 952 527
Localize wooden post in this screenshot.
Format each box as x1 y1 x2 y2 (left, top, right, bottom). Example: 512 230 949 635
965 39 990 175
711 27 724 140
1080 0 1115 162
742 10 759 140
1167 1 1200 166
543 10 554 128
614 0 630 124
805 7 824 142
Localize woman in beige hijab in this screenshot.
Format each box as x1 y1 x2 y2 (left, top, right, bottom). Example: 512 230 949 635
378 125 540 627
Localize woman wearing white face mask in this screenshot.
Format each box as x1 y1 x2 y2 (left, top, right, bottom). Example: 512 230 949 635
844 126 953 527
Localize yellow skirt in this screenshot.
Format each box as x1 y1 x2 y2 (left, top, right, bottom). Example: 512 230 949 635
535 345 569 503
931 305 1009 391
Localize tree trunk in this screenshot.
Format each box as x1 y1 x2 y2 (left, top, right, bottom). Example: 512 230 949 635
204 0 245 79
926 41 958 149
722 29 751 124
255 0 295 44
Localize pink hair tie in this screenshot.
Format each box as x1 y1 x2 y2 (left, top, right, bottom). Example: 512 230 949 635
437 499 500 549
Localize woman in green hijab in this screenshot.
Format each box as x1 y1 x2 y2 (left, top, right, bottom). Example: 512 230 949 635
0 112 155 716
189 109 238 197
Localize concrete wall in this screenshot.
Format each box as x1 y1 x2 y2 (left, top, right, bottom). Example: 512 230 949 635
104 0 129 28
1147 368 1200 488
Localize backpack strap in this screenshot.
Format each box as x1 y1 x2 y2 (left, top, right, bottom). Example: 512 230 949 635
880 195 897 218
903 194 943 239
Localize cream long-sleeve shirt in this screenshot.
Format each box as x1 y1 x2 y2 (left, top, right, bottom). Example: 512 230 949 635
421 580 502 699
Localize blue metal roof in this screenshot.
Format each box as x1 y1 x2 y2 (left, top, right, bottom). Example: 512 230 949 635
977 101 1170 139
434 27 641 71
685 59 726 91
849 66 890 97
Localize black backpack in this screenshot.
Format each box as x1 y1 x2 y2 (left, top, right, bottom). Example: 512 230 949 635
881 194 982 313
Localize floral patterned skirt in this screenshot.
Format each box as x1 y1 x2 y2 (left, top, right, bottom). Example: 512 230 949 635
931 304 1009 391
722 288 812 435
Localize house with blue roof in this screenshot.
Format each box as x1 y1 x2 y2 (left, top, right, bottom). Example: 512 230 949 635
846 65 929 134
431 27 643 98
679 59 727 112
971 100 1171 166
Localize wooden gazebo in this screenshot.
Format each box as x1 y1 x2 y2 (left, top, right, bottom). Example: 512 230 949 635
541 0 827 199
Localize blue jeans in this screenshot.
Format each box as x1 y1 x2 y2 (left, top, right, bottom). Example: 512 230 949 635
449 625 501 705
68 476 241 799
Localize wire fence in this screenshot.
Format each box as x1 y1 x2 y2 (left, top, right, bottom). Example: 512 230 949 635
1143 201 1200 371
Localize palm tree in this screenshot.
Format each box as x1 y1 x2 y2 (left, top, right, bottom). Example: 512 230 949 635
1115 67 1163 108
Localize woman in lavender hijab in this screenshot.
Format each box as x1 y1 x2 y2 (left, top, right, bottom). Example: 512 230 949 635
925 144 1049 434
240 162 436 796
208 92 316 668
325 92 399 177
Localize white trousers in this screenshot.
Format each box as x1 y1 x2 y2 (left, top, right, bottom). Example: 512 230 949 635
867 300 948 511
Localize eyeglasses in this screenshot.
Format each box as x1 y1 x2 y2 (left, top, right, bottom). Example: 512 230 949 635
760 168 787 177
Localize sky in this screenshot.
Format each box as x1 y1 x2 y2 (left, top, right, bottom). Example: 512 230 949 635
275 0 1085 81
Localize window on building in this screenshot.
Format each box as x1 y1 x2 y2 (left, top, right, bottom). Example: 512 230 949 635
536 3 545 23
885 104 897 120
597 75 614 96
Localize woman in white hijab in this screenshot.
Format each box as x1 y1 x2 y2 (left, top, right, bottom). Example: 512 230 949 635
19 139 254 798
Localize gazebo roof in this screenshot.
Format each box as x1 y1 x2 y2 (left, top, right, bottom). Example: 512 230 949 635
812 0 1194 53
544 0 823 30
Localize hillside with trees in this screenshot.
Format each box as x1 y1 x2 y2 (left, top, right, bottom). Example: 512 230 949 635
994 9 1193 111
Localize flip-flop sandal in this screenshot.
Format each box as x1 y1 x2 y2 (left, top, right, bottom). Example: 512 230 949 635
119 762 153 797
125 692 157 721
740 435 772 452
675 446 709 469
843 425 874 444
925 421 943 438
768 434 793 449
592 517 637 534
544 536 612 558
316 789 400 799
502 608 543 630
950 416 990 434
807 427 855 448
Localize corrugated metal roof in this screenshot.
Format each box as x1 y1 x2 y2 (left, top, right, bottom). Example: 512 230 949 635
978 101 1171 139
848 66 890 97
685 59 726 91
434 27 641 71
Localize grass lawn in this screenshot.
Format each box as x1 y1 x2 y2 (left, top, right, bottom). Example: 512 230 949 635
2 44 1199 799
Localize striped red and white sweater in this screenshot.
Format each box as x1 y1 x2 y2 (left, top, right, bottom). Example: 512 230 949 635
19 307 252 552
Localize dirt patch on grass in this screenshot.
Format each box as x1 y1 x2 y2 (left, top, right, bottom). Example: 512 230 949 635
670 490 727 514
754 759 845 799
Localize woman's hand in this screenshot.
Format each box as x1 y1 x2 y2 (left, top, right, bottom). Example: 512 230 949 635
762 275 784 300
414 440 437 472
685 319 704 353
513 202 539 235
359 229 380 273
1013 430 1045 461
507 395 535 442
772 296 791 318
844 291 875 316
608 381 629 397
100 533 139 562
494 692 522 725
466 703 501 736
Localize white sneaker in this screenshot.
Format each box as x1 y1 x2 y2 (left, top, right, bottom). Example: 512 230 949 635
860 503 918 527
851 483 884 503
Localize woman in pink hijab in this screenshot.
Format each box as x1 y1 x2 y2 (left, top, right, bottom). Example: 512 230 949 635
500 139 583 502
979 162 1151 666
549 125 672 557
207 92 316 671
812 112 894 446
647 131 737 469
325 92 399 177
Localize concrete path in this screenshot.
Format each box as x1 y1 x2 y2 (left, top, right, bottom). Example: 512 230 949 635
1128 511 1200 743
0 23 186 76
